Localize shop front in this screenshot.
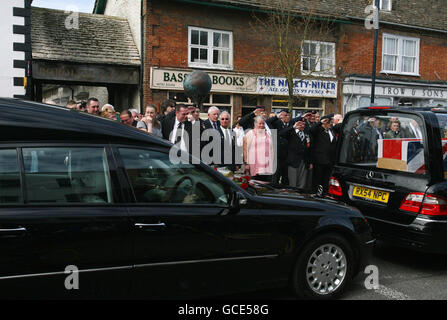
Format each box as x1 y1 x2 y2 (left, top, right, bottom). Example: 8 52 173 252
256 76 338 118
343 76 447 114
150 67 259 123
149 67 338 122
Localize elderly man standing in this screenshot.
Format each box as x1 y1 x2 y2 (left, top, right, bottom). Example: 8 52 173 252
204 106 220 130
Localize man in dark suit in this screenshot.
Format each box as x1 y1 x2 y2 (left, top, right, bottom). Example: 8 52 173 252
201 106 223 165
359 117 383 162
309 113 340 194
203 106 221 130
161 104 193 157
279 117 312 191
268 109 293 185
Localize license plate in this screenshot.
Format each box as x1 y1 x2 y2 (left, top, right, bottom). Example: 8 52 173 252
352 186 390 203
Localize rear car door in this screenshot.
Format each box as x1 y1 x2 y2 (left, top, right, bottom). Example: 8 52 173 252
0 144 132 298
333 110 431 228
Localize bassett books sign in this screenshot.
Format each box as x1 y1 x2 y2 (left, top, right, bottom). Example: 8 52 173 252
150 68 257 94
257 77 337 98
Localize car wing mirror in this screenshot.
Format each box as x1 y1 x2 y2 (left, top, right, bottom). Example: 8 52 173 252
228 191 247 213
238 192 247 205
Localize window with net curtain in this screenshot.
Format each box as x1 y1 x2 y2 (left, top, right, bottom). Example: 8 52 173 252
382 34 419 75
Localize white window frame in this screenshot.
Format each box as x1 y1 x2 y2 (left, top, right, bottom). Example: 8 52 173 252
379 0 392 11
188 26 233 71
381 33 420 76
301 40 336 77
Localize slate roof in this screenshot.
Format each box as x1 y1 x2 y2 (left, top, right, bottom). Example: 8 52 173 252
202 0 447 32
31 7 140 66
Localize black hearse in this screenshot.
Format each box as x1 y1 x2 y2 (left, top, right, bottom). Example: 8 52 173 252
330 105 447 254
0 98 372 299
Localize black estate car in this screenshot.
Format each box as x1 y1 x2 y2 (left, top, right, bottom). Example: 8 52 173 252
330 106 447 254
0 98 372 299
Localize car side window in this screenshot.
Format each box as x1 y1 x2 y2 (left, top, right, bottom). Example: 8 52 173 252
0 149 22 204
340 113 426 175
22 147 113 204
119 148 229 205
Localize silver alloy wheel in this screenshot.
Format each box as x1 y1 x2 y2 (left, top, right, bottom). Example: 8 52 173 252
306 243 347 295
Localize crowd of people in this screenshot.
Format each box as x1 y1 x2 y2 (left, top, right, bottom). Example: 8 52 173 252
65 97 345 194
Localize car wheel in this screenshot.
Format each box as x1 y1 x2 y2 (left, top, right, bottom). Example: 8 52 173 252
292 233 354 300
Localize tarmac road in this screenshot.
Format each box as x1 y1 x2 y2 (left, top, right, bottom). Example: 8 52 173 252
220 241 447 300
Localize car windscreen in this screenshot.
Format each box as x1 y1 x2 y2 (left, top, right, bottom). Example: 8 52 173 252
339 112 427 175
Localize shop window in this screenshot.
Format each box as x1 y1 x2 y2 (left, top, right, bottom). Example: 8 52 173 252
272 97 323 117
188 26 233 70
168 92 191 103
242 95 258 107
212 94 231 104
167 92 231 115
308 99 322 109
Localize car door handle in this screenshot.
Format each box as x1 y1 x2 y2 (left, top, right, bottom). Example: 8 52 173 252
135 223 166 229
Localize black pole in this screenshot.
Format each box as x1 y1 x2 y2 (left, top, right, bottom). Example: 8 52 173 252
371 0 380 104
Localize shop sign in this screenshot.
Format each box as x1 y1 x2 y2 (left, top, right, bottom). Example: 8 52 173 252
343 84 447 99
150 68 257 94
257 77 337 98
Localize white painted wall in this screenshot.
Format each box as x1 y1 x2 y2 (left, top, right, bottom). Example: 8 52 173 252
104 0 141 55
0 0 26 97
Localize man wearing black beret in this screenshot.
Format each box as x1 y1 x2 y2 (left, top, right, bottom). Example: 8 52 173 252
309 113 341 194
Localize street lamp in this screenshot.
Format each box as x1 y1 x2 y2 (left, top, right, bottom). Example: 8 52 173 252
370 0 380 105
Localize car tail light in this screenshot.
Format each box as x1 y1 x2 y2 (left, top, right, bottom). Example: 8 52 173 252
400 193 425 213
368 106 391 109
329 177 342 197
400 193 447 216
420 195 447 216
